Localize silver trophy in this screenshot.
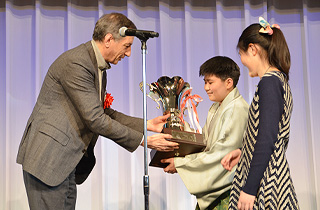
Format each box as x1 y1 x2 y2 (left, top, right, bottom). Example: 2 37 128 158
140 76 206 168
140 76 190 131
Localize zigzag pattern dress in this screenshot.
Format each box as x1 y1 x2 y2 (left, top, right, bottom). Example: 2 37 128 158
229 71 299 209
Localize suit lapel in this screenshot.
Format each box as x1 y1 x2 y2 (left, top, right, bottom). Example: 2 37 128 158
84 41 100 99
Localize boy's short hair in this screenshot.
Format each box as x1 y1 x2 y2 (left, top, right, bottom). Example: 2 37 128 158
199 56 240 87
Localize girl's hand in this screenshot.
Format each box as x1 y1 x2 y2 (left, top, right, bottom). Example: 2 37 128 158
221 149 241 171
238 191 255 210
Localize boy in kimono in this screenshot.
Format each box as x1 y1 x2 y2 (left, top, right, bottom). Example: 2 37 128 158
161 56 249 210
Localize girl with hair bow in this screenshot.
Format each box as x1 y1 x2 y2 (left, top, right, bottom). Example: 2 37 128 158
221 17 300 210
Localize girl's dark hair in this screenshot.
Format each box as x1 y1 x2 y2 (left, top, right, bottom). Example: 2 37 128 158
199 56 240 87
237 23 291 81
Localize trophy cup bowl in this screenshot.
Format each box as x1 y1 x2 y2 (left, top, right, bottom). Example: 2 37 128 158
150 76 188 130
141 76 206 168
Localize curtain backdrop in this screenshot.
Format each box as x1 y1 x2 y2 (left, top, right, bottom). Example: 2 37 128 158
1 0 319 209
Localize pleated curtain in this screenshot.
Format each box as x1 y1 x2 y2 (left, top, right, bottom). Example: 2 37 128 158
1 0 319 209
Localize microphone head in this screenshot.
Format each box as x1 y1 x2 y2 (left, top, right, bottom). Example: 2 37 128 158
119 27 127 37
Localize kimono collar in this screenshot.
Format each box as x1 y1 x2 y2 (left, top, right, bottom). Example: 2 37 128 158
209 87 241 114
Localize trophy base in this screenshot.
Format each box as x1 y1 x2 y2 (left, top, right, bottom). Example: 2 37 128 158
149 128 206 168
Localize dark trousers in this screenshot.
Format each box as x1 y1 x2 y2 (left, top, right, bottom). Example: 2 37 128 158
23 169 77 210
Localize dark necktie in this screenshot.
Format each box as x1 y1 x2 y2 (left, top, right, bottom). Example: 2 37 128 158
101 71 107 104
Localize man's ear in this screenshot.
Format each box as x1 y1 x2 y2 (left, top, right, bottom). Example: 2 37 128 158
104 33 113 48
225 78 234 90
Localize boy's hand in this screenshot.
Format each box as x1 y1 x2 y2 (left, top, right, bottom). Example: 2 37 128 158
162 158 177 174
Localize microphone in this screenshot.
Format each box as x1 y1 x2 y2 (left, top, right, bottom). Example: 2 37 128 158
119 27 159 39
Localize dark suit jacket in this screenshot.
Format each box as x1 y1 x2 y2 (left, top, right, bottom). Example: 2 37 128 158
17 41 144 186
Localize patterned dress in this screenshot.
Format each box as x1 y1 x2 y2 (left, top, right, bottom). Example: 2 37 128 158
229 71 299 209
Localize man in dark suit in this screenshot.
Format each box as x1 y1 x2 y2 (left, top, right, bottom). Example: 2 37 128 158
17 13 178 210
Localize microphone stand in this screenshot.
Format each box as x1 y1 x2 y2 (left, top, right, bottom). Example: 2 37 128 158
136 34 152 210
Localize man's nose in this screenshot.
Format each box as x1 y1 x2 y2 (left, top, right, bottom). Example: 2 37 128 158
125 49 131 57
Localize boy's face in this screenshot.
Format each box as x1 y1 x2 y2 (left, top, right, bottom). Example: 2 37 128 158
203 74 231 104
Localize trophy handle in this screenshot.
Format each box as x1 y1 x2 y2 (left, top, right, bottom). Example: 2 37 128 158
139 82 163 109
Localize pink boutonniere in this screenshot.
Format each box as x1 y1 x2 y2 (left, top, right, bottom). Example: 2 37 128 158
103 93 114 109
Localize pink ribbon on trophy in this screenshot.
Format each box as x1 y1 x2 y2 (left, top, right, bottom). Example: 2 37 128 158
179 88 203 133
